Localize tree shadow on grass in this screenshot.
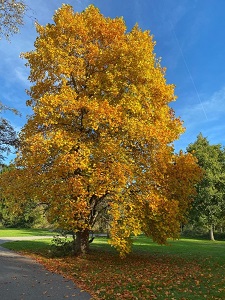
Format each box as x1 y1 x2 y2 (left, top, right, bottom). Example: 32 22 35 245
2 240 51 256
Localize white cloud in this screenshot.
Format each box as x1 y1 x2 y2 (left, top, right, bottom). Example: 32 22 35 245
173 86 225 151
15 67 29 86
179 86 225 127
203 88 225 120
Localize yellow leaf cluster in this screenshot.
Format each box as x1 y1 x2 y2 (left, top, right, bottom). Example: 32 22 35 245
0 5 203 256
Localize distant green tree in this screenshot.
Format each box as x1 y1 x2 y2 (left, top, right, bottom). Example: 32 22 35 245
187 133 225 240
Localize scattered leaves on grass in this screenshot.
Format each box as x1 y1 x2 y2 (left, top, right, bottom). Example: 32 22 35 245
22 248 225 300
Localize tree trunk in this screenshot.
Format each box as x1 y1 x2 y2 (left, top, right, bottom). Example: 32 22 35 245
74 229 90 255
209 224 215 241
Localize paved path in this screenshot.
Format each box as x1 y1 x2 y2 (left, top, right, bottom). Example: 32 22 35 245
0 237 92 300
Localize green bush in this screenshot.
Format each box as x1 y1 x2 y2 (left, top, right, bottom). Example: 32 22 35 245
50 234 74 257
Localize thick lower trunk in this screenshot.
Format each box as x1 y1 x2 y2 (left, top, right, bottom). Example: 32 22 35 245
74 229 90 255
209 224 215 241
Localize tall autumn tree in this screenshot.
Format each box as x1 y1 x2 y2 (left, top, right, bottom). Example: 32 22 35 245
0 5 202 256
187 134 225 240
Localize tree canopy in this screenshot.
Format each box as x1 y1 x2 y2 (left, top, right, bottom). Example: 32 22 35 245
0 4 202 256
0 102 18 162
187 133 225 240
0 0 26 40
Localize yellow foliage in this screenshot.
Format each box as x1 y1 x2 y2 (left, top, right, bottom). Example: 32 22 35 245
0 5 202 256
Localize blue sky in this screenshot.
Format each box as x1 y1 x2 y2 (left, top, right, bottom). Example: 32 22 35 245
1 0 225 162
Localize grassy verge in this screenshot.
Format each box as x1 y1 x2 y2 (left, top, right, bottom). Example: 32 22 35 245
2 236 225 299
0 227 56 237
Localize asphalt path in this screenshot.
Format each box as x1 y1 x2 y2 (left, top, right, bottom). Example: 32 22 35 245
0 237 92 300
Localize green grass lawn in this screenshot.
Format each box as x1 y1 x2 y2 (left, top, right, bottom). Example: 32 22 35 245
2 234 225 299
0 227 55 237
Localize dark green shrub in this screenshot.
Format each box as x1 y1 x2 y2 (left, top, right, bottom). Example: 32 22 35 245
50 233 74 257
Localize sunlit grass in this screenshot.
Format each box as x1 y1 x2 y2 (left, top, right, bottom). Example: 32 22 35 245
2 239 52 252
0 227 56 237
132 236 225 263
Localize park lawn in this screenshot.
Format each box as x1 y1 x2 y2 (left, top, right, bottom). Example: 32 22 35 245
0 227 56 237
2 235 225 299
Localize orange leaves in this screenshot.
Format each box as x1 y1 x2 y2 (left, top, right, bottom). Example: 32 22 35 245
27 238 224 300
164 152 203 211
0 4 204 256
